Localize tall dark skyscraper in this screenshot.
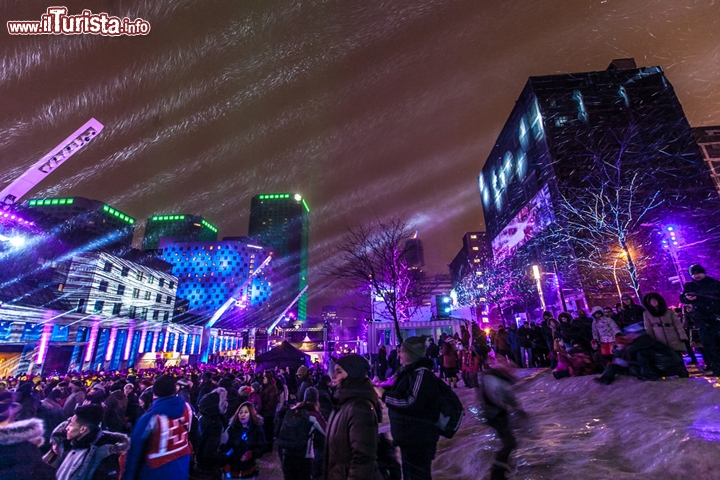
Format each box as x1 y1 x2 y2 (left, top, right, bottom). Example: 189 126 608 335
478 59 720 313
143 214 218 250
403 234 425 270
248 193 309 320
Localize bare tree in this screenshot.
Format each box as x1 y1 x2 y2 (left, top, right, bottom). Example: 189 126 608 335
549 123 666 300
326 217 429 343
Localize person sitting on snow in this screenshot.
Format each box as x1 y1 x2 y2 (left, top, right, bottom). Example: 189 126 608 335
595 323 689 385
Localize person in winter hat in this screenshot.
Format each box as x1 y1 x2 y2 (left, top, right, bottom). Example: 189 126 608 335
123 375 193 480
590 306 621 365
681 264 720 376
0 391 56 480
325 354 381 480
376 337 441 480
643 292 688 354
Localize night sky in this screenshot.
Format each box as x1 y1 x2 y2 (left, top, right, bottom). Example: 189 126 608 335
1 0 719 315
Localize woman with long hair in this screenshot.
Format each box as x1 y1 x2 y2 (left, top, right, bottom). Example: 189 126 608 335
218 402 267 478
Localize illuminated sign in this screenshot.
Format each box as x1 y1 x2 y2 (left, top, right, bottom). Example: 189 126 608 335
491 184 555 262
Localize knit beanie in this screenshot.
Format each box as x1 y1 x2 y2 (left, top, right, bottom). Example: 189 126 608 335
335 354 370 379
690 264 706 275
401 336 428 362
153 375 177 398
303 386 319 403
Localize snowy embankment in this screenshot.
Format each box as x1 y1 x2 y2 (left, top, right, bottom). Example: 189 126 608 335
435 370 720 480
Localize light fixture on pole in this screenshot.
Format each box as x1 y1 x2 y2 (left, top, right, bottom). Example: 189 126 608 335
532 265 546 311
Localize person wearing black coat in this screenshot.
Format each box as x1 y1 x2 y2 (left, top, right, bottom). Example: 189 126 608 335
196 387 228 474
378 336 441 480
616 293 645 330
0 391 56 480
325 354 381 480
556 312 577 350
218 402 266 478
681 265 720 376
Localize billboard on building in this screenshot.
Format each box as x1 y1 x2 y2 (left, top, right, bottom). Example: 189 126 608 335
491 184 555 262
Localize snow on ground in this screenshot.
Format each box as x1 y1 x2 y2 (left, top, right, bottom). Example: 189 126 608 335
435 370 720 480
258 369 720 480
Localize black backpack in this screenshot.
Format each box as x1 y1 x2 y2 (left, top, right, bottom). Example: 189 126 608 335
277 407 313 454
423 368 464 438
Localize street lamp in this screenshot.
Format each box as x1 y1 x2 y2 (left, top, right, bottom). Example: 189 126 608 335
532 265 546 311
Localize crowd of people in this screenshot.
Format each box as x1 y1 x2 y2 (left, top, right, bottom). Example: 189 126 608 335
0 334 457 480
2 264 719 480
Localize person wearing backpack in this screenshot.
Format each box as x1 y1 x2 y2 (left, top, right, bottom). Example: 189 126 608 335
376 336 441 480
276 387 326 480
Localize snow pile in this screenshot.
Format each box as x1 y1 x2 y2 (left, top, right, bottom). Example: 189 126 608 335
434 371 720 480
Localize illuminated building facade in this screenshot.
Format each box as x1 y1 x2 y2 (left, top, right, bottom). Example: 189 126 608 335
479 59 720 316
0 250 208 376
158 238 275 325
143 214 218 250
248 193 309 320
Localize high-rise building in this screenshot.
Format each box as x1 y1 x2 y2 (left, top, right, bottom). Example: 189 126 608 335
693 126 720 198
158 238 276 329
478 59 720 314
143 214 218 250
404 234 425 270
248 193 309 320
449 232 491 288
22 196 135 248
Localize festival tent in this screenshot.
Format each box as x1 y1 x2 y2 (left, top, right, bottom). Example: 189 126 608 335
255 340 310 372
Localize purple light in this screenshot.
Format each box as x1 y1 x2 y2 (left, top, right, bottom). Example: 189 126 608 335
124 323 134 360
35 323 53 364
105 327 118 361
84 323 100 362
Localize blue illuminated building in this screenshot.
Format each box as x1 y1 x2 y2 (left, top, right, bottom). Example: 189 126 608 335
158 238 275 322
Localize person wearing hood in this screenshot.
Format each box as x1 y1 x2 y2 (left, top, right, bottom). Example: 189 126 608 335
50 404 130 480
643 292 688 357
325 354 381 480
123 375 193 480
38 388 65 451
103 382 128 433
590 306 620 365
64 381 87 419
377 336 441 480
0 391 56 480
258 371 279 450
616 293 645 330
196 383 229 475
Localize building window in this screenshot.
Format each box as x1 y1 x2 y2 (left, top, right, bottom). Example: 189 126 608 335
472 247 479 251
112 303 122 315
163 311 170 321
98 280 109 292
117 284 125 295
166 296 173 305
93 300 104 313
121 266 129 277
153 310 160 320
140 307 148 320
128 306 136 318
148 275 155 285
77 299 85 313
159 278 165 288
156 293 162 303
169 281 175 289
103 261 113 272
136 272 144 281
144 291 151 300
132 288 140 299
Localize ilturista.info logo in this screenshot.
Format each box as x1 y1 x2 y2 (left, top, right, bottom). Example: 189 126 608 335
7 7 150 36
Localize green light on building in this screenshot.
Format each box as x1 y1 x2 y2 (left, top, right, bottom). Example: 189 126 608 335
302 199 310 213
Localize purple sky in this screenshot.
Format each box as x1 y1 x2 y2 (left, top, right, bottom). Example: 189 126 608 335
1 0 719 315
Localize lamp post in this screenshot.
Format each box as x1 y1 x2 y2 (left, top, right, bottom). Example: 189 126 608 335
532 265 546 311
612 254 624 301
